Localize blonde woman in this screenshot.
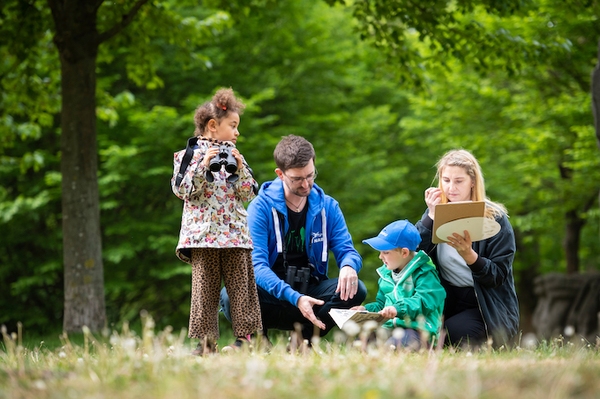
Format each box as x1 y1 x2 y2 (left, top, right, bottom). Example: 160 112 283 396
415 149 519 348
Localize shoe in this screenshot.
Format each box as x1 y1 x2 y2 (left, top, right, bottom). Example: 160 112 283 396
258 333 273 353
221 335 252 353
191 338 217 356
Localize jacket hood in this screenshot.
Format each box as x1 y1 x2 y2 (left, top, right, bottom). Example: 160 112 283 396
375 251 435 285
258 178 326 214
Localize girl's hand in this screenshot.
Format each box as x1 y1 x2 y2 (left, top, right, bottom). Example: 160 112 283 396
202 146 219 168
425 187 442 219
350 305 366 311
231 148 244 170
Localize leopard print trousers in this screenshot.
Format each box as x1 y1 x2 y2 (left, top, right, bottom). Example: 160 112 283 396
189 247 262 342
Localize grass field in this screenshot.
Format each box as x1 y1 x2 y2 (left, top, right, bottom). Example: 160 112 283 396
2 317 600 399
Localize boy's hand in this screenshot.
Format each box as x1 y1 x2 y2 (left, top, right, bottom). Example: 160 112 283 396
350 305 366 311
379 306 397 319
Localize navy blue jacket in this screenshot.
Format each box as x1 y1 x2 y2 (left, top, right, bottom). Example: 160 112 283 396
416 210 520 346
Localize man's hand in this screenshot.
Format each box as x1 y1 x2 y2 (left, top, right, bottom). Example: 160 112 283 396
297 295 326 330
336 265 359 301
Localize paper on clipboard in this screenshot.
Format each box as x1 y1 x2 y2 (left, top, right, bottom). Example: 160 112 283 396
329 309 385 329
432 201 500 243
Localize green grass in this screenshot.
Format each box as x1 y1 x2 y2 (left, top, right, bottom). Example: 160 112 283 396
2 317 600 399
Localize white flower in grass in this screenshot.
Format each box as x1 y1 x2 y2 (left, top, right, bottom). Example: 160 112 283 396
342 320 361 337
564 325 575 337
392 328 405 340
363 320 379 334
522 333 538 349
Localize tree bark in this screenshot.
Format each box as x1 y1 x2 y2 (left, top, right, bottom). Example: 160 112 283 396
513 231 539 334
563 209 583 274
50 1 107 333
592 38 600 150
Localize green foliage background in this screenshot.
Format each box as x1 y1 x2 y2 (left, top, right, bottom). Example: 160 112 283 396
0 0 599 337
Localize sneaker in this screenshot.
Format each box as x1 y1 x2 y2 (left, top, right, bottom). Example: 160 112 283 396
221 335 252 353
191 338 217 356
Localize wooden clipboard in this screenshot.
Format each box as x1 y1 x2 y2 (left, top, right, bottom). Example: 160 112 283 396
432 201 485 244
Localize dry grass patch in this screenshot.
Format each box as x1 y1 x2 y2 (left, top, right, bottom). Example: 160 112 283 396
2 319 600 399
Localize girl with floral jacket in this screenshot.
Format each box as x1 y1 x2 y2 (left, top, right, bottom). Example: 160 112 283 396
171 88 262 355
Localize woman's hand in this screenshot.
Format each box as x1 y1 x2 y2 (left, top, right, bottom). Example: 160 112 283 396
446 230 478 265
425 187 442 219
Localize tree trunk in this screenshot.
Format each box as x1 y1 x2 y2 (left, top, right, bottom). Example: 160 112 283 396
513 231 539 335
592 38 600 150
52 2 107 333
563 209 583 274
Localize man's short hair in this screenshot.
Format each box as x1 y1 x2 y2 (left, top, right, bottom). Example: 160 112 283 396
273 135 316 171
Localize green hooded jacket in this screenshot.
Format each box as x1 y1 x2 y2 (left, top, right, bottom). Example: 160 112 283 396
364 250 446 337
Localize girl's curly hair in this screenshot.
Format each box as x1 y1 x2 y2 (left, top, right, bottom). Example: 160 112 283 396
193 88 246 136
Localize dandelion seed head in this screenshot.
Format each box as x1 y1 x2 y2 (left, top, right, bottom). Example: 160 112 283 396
392 328 405 340
522 333 538 349
123 338 137 351
312 336 321 347
342 320 361 337
564 325 575 337
363 320 379 333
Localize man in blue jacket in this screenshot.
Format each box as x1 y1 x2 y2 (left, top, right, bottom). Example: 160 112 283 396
220 135 366 344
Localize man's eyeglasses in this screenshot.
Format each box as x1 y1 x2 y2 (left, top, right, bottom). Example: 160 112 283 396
283 169 318 184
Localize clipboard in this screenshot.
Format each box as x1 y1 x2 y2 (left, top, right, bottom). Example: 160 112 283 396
432 201 499 243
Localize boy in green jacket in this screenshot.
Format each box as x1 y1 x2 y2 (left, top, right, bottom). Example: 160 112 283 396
352 219 446 350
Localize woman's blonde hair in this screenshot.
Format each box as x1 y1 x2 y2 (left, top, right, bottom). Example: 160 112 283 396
434 149 507 219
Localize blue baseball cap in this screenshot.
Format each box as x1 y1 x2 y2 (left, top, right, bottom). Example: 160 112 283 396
362 219 421 251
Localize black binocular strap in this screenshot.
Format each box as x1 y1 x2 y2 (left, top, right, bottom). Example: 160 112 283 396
174 136 198 188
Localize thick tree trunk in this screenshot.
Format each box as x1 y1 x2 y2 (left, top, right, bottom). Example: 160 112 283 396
60 53 106 333
52 2 107 333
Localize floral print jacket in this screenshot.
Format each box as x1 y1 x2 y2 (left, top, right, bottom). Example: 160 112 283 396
171 138 257 264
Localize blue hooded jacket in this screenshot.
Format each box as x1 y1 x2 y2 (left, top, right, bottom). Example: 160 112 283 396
248 178 362 307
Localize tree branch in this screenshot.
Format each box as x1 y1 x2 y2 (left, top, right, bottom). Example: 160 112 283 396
97 0 150 44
